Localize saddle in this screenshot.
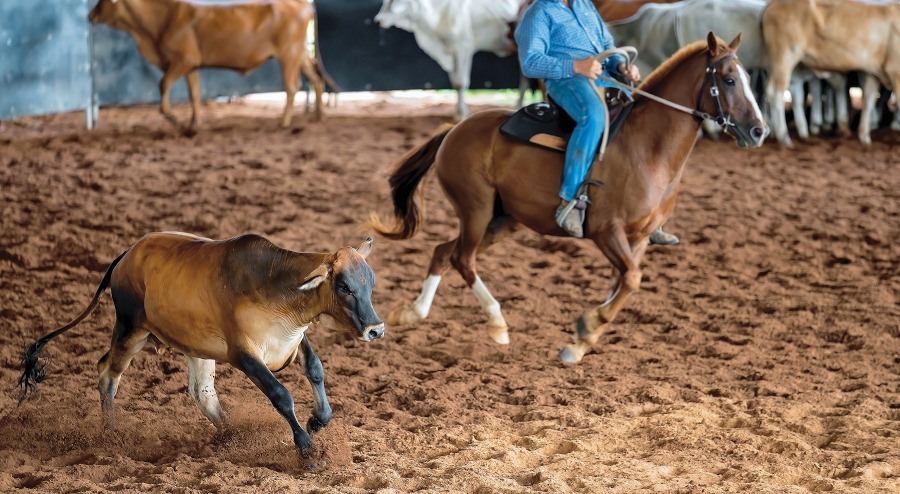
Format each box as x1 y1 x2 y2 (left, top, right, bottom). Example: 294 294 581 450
499 89 633 153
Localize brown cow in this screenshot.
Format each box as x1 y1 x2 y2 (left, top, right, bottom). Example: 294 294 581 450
592 0 682 23
763 0 900 146
18 232 384 466
89 0 337 134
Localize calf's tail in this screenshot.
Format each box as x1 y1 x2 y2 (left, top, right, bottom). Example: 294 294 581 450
313 8 341 94
18 250 127 404
369 124 454 240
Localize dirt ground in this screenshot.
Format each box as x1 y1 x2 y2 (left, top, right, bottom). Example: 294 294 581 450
0 96 897 493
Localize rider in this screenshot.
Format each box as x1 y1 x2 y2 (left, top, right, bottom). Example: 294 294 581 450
515 0 678 245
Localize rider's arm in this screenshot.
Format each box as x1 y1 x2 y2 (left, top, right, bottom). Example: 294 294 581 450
515 8 574 80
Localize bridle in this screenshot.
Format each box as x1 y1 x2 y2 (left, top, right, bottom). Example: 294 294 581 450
697 53 738 130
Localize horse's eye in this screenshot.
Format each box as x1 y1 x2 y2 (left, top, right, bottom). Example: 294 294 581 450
339 283 351 294
724 78 736 86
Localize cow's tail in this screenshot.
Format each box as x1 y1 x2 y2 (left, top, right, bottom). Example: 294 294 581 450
17 250 127 404
369 124 454 240
313 9 341 95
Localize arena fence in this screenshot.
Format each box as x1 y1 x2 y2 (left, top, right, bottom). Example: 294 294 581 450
0 0 520 127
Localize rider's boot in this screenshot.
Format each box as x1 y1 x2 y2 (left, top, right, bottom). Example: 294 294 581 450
556 199 584 238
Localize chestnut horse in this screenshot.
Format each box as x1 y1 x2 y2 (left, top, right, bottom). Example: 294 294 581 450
372 33 768 364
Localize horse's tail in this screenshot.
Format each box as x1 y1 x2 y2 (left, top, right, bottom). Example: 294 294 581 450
18 250 128 404
369 124 454 240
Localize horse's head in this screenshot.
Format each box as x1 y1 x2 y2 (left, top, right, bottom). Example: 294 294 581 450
699 32 768 148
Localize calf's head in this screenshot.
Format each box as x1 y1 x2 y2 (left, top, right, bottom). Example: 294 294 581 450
300 238 385 342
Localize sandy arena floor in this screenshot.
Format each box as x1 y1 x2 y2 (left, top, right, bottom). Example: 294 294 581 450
0 95 898 493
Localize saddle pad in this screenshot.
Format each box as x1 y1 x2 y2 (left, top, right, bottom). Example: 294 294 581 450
499 100 632 153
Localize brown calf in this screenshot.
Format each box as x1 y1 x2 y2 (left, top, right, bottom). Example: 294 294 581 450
19 232 384 465
89 0 337 134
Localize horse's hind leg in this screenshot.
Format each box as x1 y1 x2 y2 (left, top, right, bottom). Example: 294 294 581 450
386 238 456 326
184 355 225 428
97 318 150 431
560 227 647 364
388 214 520 345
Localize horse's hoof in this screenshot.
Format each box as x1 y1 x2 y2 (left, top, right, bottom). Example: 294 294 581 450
559 345 585 364
387 306 422 326
487 325 510 345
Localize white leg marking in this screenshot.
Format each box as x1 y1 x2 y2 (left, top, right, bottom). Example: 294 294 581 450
471 276 509 344
738 65 764 123
412 274 442 320
185 355 225 428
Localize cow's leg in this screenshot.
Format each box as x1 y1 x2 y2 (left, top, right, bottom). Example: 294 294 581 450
826 74 850 136
184 355 225 428
299 56 324 122
789 77 810 140
185 70 201 136
450 51 474 120
858 74 881 145
766 58 797 147
808 78 823 136
822 82 836 133
97 318 150 431
159 64 191 131
234 351 314 459
560 227 647 364
298 336 332 434
279 56 302 127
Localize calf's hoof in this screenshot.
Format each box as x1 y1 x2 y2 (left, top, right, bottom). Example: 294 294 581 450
307 415 329 434
297 446 327 472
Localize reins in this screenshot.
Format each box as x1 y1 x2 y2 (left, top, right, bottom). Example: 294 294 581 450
594 51 739 128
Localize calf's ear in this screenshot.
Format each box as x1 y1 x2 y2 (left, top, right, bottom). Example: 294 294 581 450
356 237 374 259
298 264 329 291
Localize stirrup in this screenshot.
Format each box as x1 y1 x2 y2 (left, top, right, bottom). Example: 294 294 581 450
556 198 586 238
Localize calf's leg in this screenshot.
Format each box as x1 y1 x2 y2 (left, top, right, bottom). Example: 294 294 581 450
235 352 313 456
97 318 150 431
299 337 331 433
184 356 225 428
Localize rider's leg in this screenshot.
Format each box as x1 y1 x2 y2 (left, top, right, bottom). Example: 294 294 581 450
545 77 605 238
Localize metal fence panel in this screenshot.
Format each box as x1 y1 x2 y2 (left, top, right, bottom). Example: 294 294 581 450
0 0 91 119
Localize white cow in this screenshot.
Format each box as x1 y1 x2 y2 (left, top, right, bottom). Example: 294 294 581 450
375 0 526 119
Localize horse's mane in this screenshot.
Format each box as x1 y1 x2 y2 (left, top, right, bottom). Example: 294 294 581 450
637 39 720 91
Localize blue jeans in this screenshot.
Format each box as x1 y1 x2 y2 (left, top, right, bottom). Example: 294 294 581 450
545 76 606 202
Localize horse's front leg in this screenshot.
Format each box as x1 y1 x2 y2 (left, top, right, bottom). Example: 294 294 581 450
560 227 647 364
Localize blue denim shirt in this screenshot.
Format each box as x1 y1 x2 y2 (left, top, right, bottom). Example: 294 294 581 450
515 0 625 84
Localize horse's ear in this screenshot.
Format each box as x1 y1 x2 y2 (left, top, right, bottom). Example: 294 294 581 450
728 32 743 51
707 32 719 55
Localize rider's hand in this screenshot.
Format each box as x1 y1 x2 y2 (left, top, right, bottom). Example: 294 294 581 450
618 62 641 83
574 57 602 79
